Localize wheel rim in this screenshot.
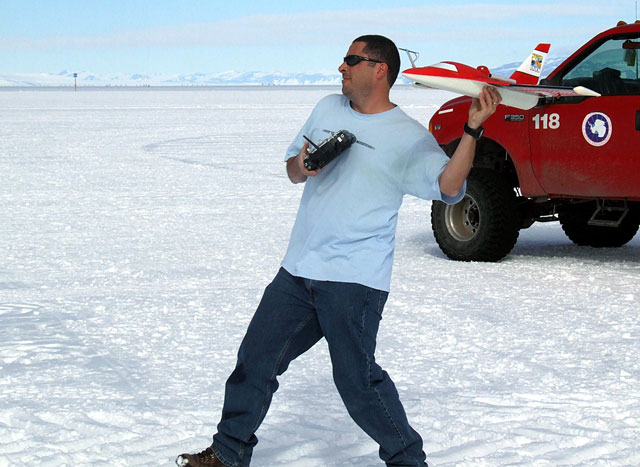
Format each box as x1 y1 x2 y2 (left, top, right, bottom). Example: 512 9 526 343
444 195 480 242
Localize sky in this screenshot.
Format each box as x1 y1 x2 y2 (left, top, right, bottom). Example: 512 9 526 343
1 0 637 76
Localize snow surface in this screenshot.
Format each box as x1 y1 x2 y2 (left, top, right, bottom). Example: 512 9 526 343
1 86 639 467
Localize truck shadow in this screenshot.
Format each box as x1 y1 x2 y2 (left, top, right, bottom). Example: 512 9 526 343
511 241 640 262
415 228 640 263
511 227 640 262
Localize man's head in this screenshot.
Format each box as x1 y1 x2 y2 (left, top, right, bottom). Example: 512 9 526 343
351 35 400 88
338 35 400 112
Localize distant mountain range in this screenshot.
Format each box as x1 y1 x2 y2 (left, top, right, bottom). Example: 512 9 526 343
0 57 566 87
0 70 343 87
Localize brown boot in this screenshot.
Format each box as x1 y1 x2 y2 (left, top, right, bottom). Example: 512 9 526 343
176 447 226 466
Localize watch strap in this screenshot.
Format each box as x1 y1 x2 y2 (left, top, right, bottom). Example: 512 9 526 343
464 122 484 140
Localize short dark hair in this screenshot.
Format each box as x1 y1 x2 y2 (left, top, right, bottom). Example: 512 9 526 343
353 35 400 87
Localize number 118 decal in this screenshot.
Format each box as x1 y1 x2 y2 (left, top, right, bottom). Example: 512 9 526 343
532 113 560 129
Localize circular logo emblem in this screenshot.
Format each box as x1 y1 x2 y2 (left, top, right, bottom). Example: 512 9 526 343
582 112 612 147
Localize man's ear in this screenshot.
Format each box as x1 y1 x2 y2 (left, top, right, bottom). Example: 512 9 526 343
375 62 388 81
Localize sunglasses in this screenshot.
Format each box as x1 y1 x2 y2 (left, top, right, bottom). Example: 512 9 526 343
343 55 383 67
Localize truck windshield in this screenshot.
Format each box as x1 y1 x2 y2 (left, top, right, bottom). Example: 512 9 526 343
561 36 640 95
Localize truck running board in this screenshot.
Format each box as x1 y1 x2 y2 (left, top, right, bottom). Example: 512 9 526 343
588 199 629 227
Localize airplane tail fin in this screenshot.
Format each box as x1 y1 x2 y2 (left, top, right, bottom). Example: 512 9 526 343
510 43 551 85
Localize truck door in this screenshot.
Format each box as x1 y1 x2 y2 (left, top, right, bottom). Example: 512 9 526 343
529 36 640 198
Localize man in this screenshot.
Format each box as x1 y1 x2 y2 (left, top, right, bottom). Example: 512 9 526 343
177 35 501 467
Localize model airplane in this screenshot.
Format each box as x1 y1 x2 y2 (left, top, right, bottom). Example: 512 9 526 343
401 43 600 110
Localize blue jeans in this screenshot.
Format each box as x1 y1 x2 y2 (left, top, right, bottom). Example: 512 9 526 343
211 268 426 466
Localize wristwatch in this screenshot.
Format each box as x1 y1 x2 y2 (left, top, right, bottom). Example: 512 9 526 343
463 122 484 140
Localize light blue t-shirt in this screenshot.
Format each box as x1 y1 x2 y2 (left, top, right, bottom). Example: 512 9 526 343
282 94 465 291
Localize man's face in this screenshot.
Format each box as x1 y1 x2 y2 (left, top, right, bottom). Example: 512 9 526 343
339 41 379 101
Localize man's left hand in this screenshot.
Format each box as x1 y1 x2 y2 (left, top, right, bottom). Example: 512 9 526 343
468 86 502 129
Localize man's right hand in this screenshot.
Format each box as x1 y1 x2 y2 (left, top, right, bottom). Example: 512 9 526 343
286 141 323 184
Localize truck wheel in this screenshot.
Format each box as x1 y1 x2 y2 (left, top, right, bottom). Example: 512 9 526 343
431 169 520 261
559 201 640 247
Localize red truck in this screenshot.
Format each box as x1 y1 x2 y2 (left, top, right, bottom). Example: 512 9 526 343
427 21 640 261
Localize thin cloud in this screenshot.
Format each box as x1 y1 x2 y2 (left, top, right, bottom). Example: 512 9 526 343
0 3 621 51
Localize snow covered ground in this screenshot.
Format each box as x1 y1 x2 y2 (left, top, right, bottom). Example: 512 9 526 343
1 86 639 466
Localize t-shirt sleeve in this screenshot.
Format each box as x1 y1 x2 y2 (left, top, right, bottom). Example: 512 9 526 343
285 125 309 162
401 135 466 204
